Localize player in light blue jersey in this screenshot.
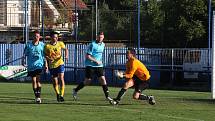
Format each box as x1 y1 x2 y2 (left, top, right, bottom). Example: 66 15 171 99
72 32 113 102
22 30 47 104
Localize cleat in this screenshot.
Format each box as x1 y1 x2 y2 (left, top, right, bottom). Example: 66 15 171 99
57 94 60 102
59 96 65 102
106 96 113 101
35 98 41 104
109 98 120 105
106 97 113 104
148 96 156 105
72 89 78 100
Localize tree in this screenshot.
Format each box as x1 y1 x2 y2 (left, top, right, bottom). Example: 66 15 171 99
161 0 207 47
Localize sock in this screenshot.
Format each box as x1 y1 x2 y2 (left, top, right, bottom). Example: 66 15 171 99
102 85 109 98
116 88 127 101
138 94 149 100
33 88 38 98
37 87 41 98
74 82 85 92
60 85 65 97
54 84 60 95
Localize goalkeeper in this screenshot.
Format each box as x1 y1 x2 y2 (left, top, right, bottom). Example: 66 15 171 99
111 48 155 105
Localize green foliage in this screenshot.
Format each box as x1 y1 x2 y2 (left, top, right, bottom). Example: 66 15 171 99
79 0 209 47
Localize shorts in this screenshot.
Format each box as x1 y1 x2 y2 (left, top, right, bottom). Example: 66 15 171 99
133 76 149 93
85 66 104 79
49 65 65 77
28 69 42 77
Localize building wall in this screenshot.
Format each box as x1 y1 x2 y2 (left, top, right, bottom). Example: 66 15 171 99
6 0 31 27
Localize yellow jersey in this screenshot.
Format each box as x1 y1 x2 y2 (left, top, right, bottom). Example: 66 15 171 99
125 57 150 81
45 41 66 69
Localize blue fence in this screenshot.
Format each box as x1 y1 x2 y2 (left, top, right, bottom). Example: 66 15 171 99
2 44 210 88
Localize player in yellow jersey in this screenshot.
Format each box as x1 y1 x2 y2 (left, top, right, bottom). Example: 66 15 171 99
45 32 68 102
110 48 155 105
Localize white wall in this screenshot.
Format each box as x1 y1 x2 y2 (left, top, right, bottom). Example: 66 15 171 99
6 0 31 27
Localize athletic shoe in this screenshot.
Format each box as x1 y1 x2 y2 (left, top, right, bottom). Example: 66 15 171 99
57 94 60 102
148 96 156 105
109 98 120 105
35 97 41 104
106 96 113 101
59 96 65 102
72 89 77 100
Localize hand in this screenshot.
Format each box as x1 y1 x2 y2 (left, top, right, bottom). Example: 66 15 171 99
96 61 102 65
21 57 27 67
114 70 124 79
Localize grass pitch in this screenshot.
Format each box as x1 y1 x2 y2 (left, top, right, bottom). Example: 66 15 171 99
0 82 214 121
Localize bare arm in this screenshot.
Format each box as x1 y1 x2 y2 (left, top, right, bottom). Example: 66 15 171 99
64 48 68 61
86 54 102 65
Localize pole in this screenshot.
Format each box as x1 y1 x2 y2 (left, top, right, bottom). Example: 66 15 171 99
137 0 140 59
74 1 78 44
211 11 215 99
41 0 44 41
209 0 212 65
24 0 28 44
91 5 94 40
95 0 98 36
74 0 78 82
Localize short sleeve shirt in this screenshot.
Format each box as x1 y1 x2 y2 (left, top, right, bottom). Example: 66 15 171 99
24 41 45 71
85 41 105 67
44 41 66 69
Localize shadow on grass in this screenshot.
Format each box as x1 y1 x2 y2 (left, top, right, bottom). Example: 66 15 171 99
0 95 133 106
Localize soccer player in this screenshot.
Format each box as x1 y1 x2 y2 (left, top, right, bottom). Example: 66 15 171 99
22 30 46 104
45 32 68 102
72 32 112 102
110 48 155 105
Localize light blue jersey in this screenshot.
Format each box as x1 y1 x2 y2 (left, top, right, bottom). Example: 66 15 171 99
85 41 105 67
24 41 45 71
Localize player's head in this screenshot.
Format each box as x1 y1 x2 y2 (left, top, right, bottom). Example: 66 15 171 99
126 48 136 59
50 31 59 42
33 30 40 41
96 31 104 43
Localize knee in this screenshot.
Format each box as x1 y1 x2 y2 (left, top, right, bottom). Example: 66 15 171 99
133 95 139 100
133 92 140 100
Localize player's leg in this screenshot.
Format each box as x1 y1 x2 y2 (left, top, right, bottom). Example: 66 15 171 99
57 65 65 102
58 72 65 101
35 69 42 103
35 74 42 103
72 66 93 100
50 68 60 101
29 70 41 104
112 79 134 104
133 78 155 105
97 67 112 100
32 76 38 100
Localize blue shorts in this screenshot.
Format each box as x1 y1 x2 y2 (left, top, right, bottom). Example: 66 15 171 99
49 65 65 77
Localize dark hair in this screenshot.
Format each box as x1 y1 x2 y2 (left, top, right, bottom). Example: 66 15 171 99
128 48 136 56
50 31 59 37
34 30 40 34
97 31 104 36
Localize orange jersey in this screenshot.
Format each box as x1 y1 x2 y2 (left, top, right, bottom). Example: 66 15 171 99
125 57 150 81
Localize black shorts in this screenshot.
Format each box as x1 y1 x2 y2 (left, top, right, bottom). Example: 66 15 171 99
133 76 149 93
85 66 104 79
28 69 42 77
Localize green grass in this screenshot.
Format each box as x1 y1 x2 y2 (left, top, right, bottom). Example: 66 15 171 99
0 82 214 121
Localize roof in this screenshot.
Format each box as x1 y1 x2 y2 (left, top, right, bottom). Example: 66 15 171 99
58 0 88 10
